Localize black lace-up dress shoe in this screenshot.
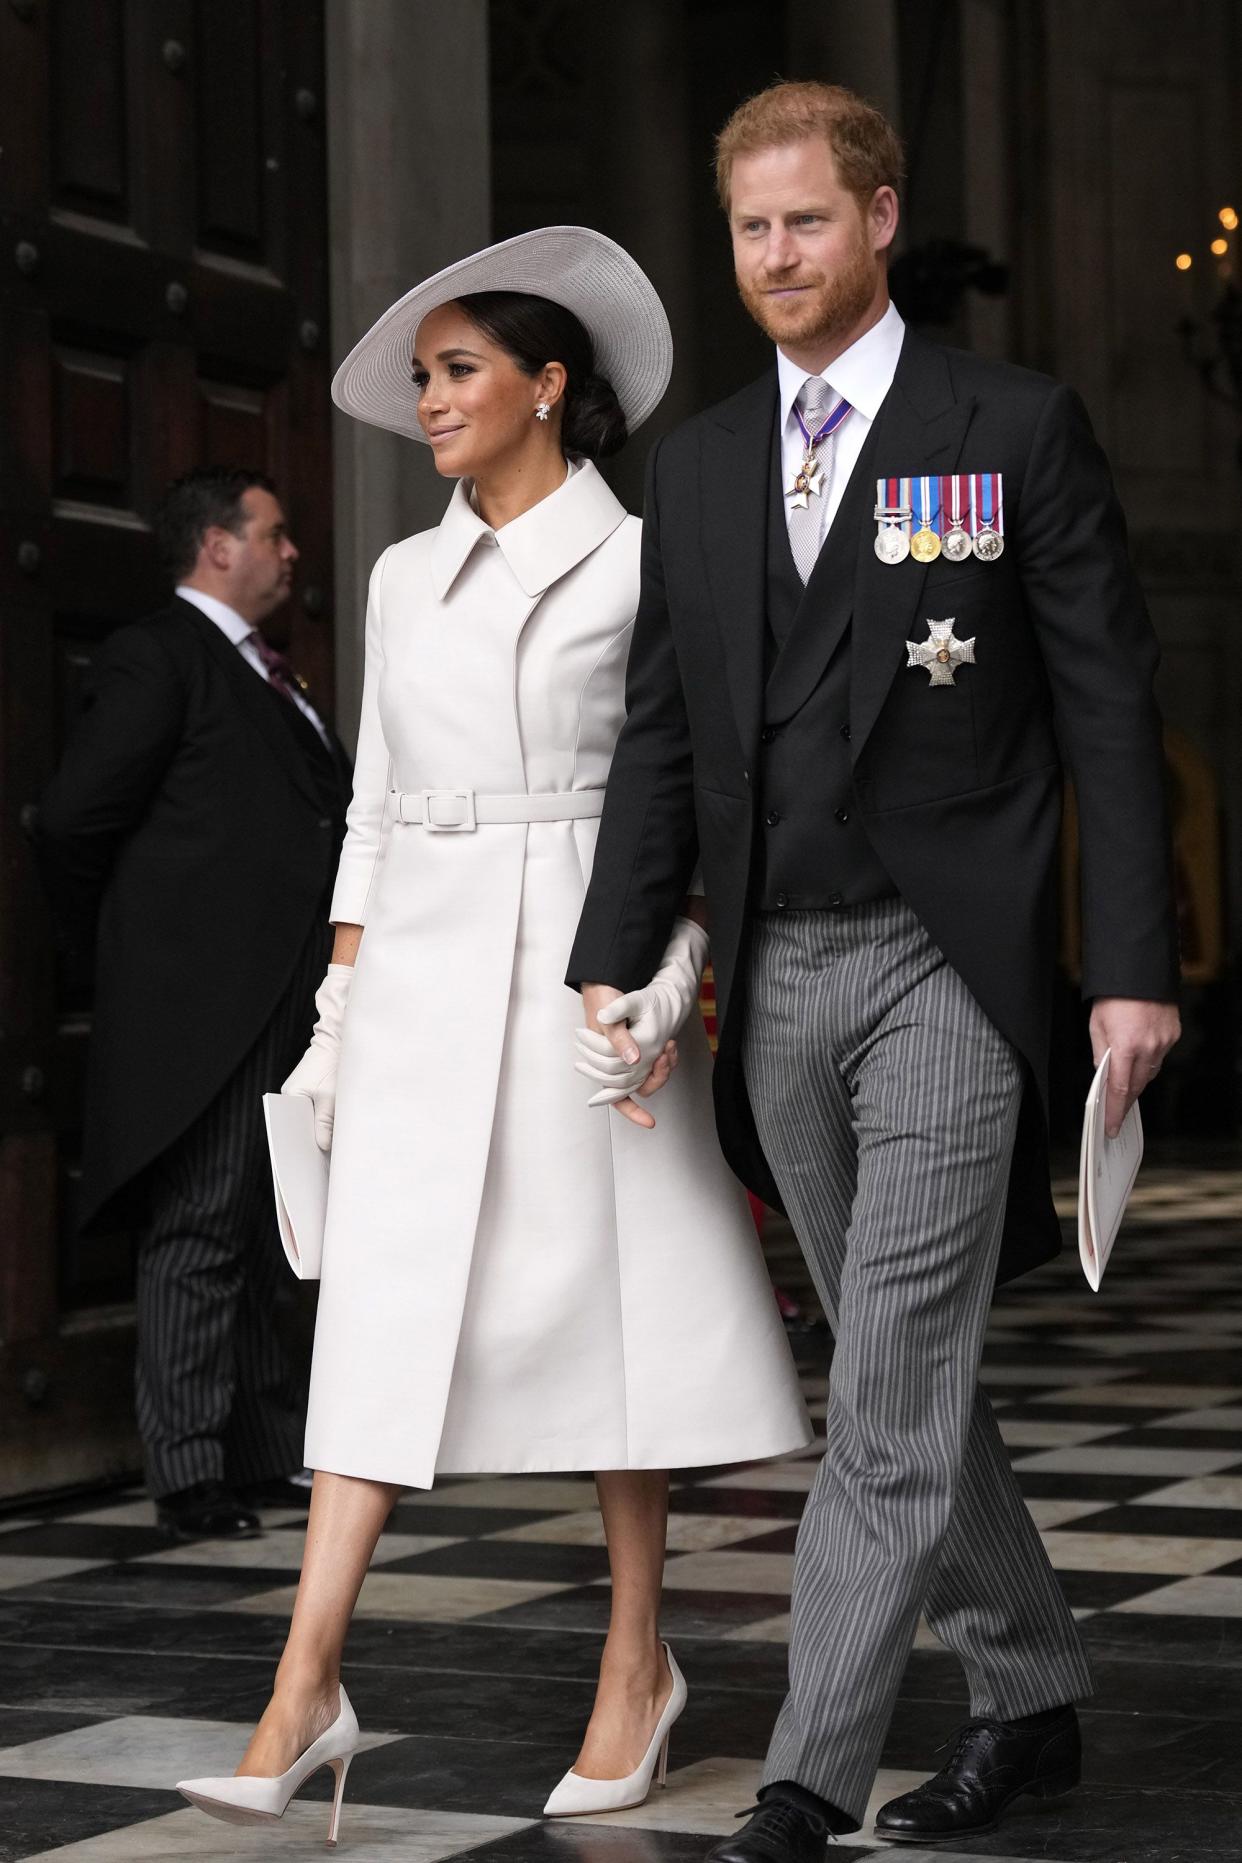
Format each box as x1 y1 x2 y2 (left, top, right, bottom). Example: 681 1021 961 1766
874 1706 1081 1843
156 1480 263 1542
706 1800 834 1863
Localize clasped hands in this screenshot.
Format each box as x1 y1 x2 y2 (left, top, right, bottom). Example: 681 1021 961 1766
576 915 710 1129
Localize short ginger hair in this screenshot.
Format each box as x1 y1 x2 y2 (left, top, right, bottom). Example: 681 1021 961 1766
715 80 905 214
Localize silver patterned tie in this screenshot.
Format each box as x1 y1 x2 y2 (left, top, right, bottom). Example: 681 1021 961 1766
788 377 838 586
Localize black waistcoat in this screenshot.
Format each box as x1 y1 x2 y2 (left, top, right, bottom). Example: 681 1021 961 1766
263 681 351 871
756 417 896 912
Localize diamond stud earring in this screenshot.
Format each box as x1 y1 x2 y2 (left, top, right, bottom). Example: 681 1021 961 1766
535 402 551 422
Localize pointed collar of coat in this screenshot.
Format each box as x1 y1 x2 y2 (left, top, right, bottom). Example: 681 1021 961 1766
431 457 629 601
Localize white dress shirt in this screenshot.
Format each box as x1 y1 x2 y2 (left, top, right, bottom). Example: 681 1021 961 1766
777 299 906 550
175 584 331 748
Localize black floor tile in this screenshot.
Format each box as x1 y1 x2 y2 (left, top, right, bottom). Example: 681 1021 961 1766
0 1521 169 1562
388 1503 570 1538
348 1729 597 1816
1047 1569 1171 1611
1081 1609 1242 1668
0 1777 178 1863
920 1784 1242 1862
713 1524 800 1554
6 1559 279 1609
1102 1426 1242 1454
455 1828 877 1863
0 1706 109 1749
386 1537 614 1585
667 1487 808 1521
1071 1503 1242 1539
1014 1471 1160 1502
479 1587 786 1639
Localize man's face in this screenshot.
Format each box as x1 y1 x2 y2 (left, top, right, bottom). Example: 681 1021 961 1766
729 138 896 353
211 487 298 623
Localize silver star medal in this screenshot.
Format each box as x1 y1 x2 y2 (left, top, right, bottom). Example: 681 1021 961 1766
906 618 976 687
787 451 822 511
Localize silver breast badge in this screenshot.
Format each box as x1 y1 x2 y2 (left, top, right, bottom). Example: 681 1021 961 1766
906 618 976 686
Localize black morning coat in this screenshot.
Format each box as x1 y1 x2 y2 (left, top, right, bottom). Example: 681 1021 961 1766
568 327 1180 1283
36 596 351 1234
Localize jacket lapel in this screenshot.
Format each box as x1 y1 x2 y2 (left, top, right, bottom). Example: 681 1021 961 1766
849 333 977 757
179 600 323 810
699 374 777 763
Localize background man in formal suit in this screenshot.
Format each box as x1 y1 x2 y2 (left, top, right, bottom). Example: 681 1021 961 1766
569 83 1181 1855
37 468 350 1542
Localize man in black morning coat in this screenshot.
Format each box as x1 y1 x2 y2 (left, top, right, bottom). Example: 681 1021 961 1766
569 82 1180 1856
38 468 350 1541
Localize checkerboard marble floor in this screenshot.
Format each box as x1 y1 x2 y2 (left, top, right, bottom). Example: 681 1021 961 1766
1 1166 1240 1862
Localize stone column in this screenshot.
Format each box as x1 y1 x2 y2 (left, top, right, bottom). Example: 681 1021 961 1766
785 0 903 128
325 0 491 741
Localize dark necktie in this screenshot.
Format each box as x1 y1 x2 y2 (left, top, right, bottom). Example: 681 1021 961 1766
247 629 302 708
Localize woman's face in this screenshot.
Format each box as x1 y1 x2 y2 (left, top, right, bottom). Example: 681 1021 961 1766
411 301 561 479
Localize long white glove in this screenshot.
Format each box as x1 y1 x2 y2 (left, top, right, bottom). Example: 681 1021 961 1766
574 916 709 1107
282 964 353 1150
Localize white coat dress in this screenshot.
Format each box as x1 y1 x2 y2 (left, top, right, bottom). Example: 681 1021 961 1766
304 459 812 1488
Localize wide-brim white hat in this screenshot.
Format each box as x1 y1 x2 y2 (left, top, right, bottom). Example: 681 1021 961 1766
331 225 673 444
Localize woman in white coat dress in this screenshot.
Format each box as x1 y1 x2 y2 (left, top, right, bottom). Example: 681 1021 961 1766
176 228 811 1840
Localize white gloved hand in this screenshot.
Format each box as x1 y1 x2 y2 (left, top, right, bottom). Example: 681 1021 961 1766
282 964 353 1150
574 916 709 1107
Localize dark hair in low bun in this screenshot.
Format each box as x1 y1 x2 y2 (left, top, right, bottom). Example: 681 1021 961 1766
456 290 629 460
561 371 627 460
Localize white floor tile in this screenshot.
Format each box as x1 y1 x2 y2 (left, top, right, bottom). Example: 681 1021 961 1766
1034 1382 1242 1409
1063 1330 1242 1356
1152 1406 1242 1431
1039 1529 1242 1575
0 1556 110 1590
997 1419 1124 1448
724 1612 790 1642
230 1570 573 1622
1115 1574 1242 1617
1023 1499 1110 1530
700 1464 818 1492
137 1530 457 1571
18 1803 531 1860
0 1713 400 1787
1136 1474 1242 1509
659 1549 794 1594
1012 1446 1242 1477
488 1510 778 1553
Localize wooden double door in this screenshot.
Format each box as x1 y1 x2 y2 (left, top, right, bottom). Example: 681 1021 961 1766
0 0 334 1496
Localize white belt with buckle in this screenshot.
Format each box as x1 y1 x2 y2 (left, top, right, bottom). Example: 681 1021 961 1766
391 788 606 832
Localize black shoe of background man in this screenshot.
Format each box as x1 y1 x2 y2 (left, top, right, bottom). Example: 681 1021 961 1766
156 1480 263 1542
873 1706 1081 1844
237 1472 315 1510
706 1800 834 1863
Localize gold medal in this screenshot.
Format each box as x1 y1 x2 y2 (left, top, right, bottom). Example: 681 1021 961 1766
910 525 941 563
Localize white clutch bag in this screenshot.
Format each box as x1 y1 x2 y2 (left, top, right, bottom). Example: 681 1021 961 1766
262 1092 330 1280
1077 1048 1143 1292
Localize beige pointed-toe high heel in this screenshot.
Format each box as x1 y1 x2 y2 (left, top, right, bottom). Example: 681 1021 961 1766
543 1643 688 1816
177 1684 359 1848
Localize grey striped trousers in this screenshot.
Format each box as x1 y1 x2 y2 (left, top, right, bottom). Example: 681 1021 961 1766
743 900 1092 1824
135 920 329 1498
